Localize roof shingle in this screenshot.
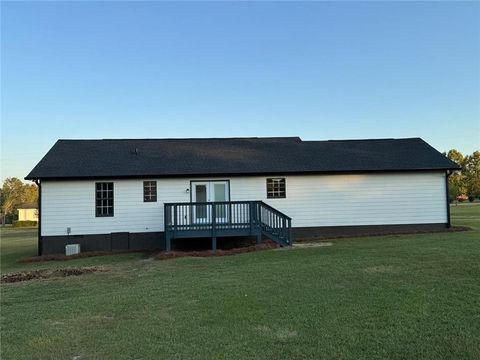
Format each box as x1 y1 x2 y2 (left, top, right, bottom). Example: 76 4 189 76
25 137 459 180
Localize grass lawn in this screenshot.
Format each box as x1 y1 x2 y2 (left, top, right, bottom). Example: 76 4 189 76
1 205 479 359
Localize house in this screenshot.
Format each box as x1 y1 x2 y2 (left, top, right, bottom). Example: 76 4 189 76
17 203 38 222
25 137 459 255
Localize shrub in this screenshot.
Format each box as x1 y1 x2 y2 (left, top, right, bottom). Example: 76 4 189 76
12 220 38 228
468 196 475 202
456 194 468 202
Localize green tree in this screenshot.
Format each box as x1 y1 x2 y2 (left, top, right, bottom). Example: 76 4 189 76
446 149 467 201
23 183 39 203
463 151 480 199
0 177 38 225
447 149 464 167
1 197 16 226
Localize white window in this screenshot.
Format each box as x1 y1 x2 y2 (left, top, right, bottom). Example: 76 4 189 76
95 182 114 217
266 178 286 198
143 181 157 202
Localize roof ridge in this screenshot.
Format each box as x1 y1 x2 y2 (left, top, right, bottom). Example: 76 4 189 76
303 137 422 143
55 137 423 143
56 136 302 141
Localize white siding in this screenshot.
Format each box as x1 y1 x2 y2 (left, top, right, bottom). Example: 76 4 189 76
230 173 447 226
41 172 447 236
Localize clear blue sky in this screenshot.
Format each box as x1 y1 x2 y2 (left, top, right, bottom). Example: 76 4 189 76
1 1 479 181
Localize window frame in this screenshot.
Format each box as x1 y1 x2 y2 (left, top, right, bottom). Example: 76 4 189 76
266 178 286 199
95 182 114 217
143 181 157 202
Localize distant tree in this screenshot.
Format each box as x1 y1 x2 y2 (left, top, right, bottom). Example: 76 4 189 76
1 197 16 226
23 183 39 203
463 151 480 199
446 149 467 201
0 177 38 225
447 149 464 167
1 177 24 203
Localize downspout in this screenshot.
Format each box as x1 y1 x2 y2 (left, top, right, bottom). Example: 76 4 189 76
445 171 451 228
34 179 42 255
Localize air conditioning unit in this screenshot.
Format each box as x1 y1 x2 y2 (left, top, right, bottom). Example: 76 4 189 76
65 244 81 256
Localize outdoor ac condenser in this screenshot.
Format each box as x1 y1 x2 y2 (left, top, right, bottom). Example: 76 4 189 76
65 244 80 256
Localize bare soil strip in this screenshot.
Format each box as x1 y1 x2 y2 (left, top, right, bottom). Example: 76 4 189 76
1 267 106 283
154 241 278 260
294 226 471 242
18 250 149 264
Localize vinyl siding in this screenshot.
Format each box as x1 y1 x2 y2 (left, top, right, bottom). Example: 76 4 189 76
41 172 447 236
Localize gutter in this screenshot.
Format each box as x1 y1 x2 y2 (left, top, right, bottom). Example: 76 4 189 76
33 179 42 256
446 171 452 228
25 167 462 182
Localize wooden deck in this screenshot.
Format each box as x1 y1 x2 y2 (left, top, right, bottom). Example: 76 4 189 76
164 201 292 251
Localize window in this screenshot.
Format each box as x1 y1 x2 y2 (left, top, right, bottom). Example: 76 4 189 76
143 181 157 202
266 178 286 198
95 182 114 217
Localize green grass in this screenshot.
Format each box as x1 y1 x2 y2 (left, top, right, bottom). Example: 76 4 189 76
1 205 479 359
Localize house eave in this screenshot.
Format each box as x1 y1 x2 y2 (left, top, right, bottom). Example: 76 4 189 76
25 167 460 181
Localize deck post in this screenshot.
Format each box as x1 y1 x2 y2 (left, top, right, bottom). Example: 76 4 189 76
173 205 178 239
254 202 262 244
287 218 292 246
164 204 171 251
249 201 254 235
258 202 262 224
166 233 171 252
211 204 216 251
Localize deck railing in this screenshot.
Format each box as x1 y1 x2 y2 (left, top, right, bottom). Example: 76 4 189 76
164 201 292 250
256 201 292 246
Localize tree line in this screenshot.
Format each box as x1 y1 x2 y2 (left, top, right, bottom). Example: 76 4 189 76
0 177 38 225
446 150 480 202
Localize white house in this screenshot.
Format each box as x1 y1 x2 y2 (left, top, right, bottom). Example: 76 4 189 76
26 137 459 255
17 203 38 222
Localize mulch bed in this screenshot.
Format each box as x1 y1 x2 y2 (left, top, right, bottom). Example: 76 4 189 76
1 267 106 284
294 226 471 242
154 241 279 261
18 249 152 264
18 240 279 263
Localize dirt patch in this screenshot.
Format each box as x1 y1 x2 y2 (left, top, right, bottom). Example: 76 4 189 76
294 242 333 248
446 226 471 232
154 241 278 260
1 267 106 284
18 250 152 264
17 239 279 264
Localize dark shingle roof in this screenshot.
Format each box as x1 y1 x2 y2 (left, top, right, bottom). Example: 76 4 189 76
17 202 38 209
25 137 459 180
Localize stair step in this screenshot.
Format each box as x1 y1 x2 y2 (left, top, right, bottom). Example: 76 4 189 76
257 202 292 246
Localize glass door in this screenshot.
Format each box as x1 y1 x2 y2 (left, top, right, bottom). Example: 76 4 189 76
191 181 229 224
212 182 228 223
192 182 209 223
